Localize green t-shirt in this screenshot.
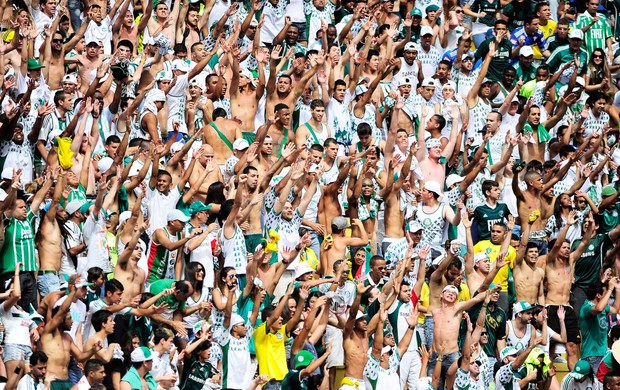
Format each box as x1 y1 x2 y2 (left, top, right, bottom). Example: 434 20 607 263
150 279 186 312
0 210 37 273
282 370 307 390
600 203 620 234
470 0 500 27
181 358 218 390
572 233 611 290
501 2 534 31
473 202 510 241
513 62 538 83
580 299 610 358
474 37 513 81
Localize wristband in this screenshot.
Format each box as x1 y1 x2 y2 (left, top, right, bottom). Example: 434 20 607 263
408 325 416 330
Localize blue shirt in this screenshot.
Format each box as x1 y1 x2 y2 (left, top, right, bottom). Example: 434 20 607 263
510 27 548 60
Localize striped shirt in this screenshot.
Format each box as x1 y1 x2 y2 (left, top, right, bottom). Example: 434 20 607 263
0 210 37 273
583 110 610 137
576 12 612 53
546 45 589 85
510 27 548 60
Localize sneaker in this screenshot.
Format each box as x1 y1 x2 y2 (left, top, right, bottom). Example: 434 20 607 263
553 354 567 364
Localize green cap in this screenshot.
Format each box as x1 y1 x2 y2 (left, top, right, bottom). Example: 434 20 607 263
27 58 45 70
79 201 94 216
602 185 617 197
189 201 212 216
426 4 439 12
570 359 591 380
410 8 422 17
294 350 314 369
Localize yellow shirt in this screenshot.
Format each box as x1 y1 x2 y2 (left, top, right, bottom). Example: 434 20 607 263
473 241 517 292
418 283 430 325
253 323 289 381
539 20 557 39
457 283 471 302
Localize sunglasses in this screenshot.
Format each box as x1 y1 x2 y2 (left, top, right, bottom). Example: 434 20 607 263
377 267 386 270
362 184 373 188
52 38 63 43
481 332 488 336
342 270 350 275
593 54 604 58
473 360 482 366
455 9 463 13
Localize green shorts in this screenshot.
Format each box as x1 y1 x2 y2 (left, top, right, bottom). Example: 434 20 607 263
50 379 72 390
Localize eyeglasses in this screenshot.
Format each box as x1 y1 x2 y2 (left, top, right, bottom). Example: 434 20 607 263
342 270 350 275
197 269 205 273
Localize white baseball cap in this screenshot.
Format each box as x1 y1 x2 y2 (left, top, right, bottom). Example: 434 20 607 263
167 209 190 223
233 139 250 151
519 46 534 57
420 25 433 36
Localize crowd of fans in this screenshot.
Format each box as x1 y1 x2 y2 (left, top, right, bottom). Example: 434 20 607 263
2 0 620 388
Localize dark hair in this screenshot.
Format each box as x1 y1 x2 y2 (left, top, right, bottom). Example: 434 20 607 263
205 182 226 204
153 327 174 344
494 19 508 28
274 103 289 112
526 160 543 172
482 180 499 197
526 242 539 251
586 280 606 300
84 359 104 375
367 49 380 60
369 255 385 267
433 114 446 131
175 280 192 295
218 266 236 290
219 199 234 221
30 351 48 366
191 42 205 53
490 111 503 122
242 165 258 175
106 279 125 294
157 169 172 180
535 2 550 12
92 310 114 332
558 18 570 26
448 257 463 270
438 60 452 71
334 79 347 88
213 107 227 120
324 138 338 148
310 144 324 153
54 90 67 106
174 43 188 54
106 135 121 145
310 99 325 110
87 267 104 282
524 13 539 25
186 262 205 292
117 39 134 53
357 123 372 136
261 305 276 323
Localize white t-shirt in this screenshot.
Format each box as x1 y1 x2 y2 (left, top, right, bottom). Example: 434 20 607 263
83 211 112 274
146 186 182 235
0 304 33 346
86 17 113 54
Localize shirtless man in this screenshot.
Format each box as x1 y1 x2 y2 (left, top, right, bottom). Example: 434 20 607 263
269 104 296 159
36 171 64 298
542 211 594 369
41 278 103 389
265 45 319 118
297 100 331 156
40 19 87 90
203 108 242 166
112 0 152 52
175 0 207 50
114 223 147 303
230 44 265 134
415 110 459 186
513 169 557 254
145 0 181 44
84 310 121 364
322 217 368 277
341 281 372 390
512 214 545 305
64 38 105 94
463 214 492 294
382 143 416 254
430 284 499 385
188 145 224 200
